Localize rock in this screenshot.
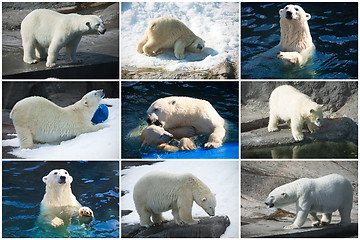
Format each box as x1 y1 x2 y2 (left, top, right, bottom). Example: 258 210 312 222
211 59 236 79
121 216 230 238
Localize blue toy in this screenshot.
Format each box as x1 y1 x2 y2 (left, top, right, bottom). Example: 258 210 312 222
91 104 109 124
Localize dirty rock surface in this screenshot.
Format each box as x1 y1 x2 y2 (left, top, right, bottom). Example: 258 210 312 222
2 2 119 79
241 161 358 238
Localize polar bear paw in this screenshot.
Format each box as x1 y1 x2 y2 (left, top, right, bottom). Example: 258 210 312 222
284 223 300 229
51 216 64 227
204 141 222 149
293 133 304 141
24 58 38 64
277 52 302 64
268 126 279 132
46 62 56 68
79 207 94 217
179 138 196 151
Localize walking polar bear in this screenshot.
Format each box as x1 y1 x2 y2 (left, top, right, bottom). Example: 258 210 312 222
265 174 353 229
10 90 109 149
277 4 315 64
146 96 225 149
21 9 106 67
137 16 205 59
133 171 216 227
268 85 323 141
39 169 93 227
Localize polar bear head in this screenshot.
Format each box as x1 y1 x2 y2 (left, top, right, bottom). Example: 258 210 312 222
279 5 311 22
186 37 205 53
146 97 178 127
308 105 323 127
139 125 173 146
42 169 73 188
82 15 106 35
265 183 297 208
197 194 217 216
75 89 105 116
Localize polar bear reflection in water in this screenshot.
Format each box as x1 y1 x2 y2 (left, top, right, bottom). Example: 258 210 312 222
37 169 93 231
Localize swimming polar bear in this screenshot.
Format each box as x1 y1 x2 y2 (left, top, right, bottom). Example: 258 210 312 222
10 90 109 149
21 9 106 67
137 16 205 59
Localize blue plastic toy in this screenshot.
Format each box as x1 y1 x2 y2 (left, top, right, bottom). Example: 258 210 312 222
91 104 109 124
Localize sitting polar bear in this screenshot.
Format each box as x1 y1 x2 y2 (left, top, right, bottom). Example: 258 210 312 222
146 96 225 149
139 125 196 152
10 89 109 149
39 169 94 227
277 4 315 64
21 9 106 67
265 174 353 229
268 85 323 141
137 16 205 59
133 171 216 227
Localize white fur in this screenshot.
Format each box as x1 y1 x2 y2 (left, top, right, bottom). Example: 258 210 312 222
265 174 353 229
10 90 109 149
133 171 216 227
137 16 205 59
21 9 106 67
146 96 225 149
277 4 314 64
268 85 323 141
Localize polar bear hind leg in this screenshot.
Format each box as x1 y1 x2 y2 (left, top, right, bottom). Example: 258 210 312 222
16 126 34 149
143 40 163 57
339 206 352 226
309 212 321 227
137 34 148 54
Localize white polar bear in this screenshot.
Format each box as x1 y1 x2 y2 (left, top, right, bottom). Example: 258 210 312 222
39 169 94 227
139 125 196 152
268 85 323 141
137 16 205 60
277 4 315 64
265 174 353 229
146 96 225 149
133 171 216 227
21 9 106 67
10 89 109 149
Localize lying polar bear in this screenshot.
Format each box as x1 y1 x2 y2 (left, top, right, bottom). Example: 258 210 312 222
10 90 109 149
146 96 225 149
140 125 196 152
277 4 315 64
21 9 106 67
137 16 205 59
39 169 93 227
265 174 353 229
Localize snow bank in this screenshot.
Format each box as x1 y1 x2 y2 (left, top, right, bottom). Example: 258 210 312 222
3 98 119 159
121 2 239 71
121 160 239 238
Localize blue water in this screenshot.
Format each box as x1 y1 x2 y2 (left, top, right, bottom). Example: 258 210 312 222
121 81 239 159
2 161 119 238
241 2 358 79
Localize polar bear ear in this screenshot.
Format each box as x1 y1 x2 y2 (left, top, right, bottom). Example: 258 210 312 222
310 109 315 114
305 13 311 20
42 176 48 183
170 100 176 105
281 193 287 198
279 9 284 15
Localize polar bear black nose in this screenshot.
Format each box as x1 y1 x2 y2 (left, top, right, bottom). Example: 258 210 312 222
286 11 293 19
197 44 203 50
59 176 66 184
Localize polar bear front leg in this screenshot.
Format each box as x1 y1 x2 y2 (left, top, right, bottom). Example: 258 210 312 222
320 213 332 226
291 118 304 141
285 204 310 229
204 126 225 149
137 207 153 227
309 212 321 227
66 36 82 64
35 44 48 61
51 216 64 227
277 51 303 64
177 198 200 225
46 41 63 67
179 138 196 150
174 39 187 59
268 112 279 132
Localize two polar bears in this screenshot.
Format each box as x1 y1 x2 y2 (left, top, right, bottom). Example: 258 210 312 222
268 85 323 141
265 174 353 229
277 4 315 64
39 169 93 227
10 90 109 149
145 96 226 149
133 171 216 227
137 16 205 59
21 9 106 67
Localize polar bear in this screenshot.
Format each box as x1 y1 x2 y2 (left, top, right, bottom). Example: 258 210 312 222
139 125 196 152
277 4 315 64
39 169 94 227
21 9 106 67
133 171 216 227
265 174 353 229
146 96 225 149
137 16 205 60
10 89 109 149
268 85 323 141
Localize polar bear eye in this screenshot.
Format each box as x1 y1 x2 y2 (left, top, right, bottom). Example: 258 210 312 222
64 171 68 175
154 108 158 112
84 101 88 105
54 172 58 175
295 8 299 11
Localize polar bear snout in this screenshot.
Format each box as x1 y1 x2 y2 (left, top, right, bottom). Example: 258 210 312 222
95 89 105 98
59 176 66 184
265 197 275 208
286 11 293 20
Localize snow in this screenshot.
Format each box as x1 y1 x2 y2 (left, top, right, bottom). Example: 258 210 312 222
121 161 239 238
121 2 239 71
2 98 119 159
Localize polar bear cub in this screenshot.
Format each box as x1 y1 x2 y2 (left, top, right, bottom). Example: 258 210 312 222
137 16 205 59
265 174 353 229
10 90 109 149
268 85 323 141
277 5 315 64
21 9 106 67
146 96 225 149
133 171 216 227
39 169 94 227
